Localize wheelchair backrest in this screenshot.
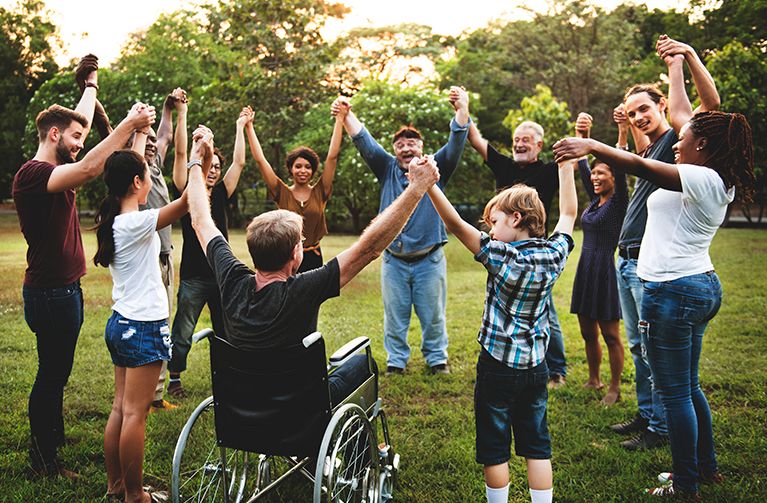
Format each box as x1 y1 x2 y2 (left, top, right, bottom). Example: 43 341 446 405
209 335 332 458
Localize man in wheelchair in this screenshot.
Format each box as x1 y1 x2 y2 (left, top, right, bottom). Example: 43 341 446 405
186 128 440 403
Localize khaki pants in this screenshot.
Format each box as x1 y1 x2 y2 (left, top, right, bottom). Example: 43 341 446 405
155 253 174 402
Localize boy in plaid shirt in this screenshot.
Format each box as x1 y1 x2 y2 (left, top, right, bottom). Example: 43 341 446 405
427 158 578 503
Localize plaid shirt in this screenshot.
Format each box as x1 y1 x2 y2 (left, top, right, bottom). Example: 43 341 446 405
474 231 574 369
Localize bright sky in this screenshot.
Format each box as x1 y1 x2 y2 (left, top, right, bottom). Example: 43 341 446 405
3 0 688 66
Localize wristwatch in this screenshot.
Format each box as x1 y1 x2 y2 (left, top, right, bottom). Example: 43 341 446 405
187 159 203 169
615 143 630 151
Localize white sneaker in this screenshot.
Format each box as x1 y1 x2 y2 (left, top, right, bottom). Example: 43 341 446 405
658 472 673 484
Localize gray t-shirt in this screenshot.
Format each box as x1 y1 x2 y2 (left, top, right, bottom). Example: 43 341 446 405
618 128 677 247
207 236 340 349
139 153 172 254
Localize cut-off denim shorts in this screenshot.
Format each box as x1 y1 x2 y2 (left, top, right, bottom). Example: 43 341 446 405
474 348 551 465
105 311 171 368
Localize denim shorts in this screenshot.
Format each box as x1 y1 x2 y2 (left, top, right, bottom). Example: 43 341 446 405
105 311 171 368
474 348 551 465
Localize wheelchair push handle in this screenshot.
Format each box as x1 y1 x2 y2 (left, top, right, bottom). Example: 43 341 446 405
192 328 215 344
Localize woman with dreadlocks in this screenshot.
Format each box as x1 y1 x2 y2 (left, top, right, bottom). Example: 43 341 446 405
553 35 756 500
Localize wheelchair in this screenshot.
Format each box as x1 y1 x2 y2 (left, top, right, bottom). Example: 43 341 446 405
171 329 400 503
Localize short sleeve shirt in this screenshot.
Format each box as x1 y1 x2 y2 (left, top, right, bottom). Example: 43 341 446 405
474 231 574 369
207 236 341 349
12 160 87 288
269 178 331 249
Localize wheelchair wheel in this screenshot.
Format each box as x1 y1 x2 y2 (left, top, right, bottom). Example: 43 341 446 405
172 396 253 503
313 404 380 503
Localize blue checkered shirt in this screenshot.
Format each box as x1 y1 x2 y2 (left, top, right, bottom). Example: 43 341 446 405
474 231 574 369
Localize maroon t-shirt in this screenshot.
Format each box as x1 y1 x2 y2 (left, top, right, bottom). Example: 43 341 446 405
12 160 87 288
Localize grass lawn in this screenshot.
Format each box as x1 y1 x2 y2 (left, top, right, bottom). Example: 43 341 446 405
0 212 765 502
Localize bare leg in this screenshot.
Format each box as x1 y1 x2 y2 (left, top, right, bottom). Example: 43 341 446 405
526 458 553 490
122 361 163 503
598 319 624 405
484 463 509 489
105 366 126 496
578 315 604 390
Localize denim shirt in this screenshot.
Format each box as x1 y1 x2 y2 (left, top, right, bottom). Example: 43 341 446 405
351 117 470 253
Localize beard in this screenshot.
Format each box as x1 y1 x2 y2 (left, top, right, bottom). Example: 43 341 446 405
56 138 78 164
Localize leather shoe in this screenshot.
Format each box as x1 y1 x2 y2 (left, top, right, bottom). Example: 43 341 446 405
383 366 404 377
547 373 566 389
430 363 450 375
610 413 650 435
621 428 667 451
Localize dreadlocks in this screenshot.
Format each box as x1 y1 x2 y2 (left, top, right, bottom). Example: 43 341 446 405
688 111 756 204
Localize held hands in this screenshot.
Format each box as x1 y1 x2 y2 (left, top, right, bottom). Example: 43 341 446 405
448 86 469 113
167 88 188 111
553 137 593 163
614 103 629 132
406 155 440 191
656 35 687 67
331 97 351 117
126 103 156 130
237 106 254 127
575 112 592 139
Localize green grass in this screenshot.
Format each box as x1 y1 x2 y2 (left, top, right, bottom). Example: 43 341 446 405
0 212 765 502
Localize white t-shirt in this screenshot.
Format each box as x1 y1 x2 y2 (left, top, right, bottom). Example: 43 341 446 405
109 209 169 321
637 164 734 282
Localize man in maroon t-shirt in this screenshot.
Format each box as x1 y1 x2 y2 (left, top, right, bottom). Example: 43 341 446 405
12 59 155 478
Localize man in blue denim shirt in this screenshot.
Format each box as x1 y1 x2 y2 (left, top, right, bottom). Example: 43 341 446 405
332 88 470 375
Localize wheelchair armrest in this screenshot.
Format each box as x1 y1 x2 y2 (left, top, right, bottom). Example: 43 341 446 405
193 328 215 344
328 336 370 368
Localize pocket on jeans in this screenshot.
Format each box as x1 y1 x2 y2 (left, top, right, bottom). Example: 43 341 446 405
481 371 519 409
111 319 142 358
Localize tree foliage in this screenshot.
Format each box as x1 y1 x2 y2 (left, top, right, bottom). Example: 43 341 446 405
1 0 59 199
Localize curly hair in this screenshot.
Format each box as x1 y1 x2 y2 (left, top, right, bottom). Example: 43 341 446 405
688 111 756 204
285 146 320 178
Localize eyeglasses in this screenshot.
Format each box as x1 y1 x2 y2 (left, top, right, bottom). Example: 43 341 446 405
210 164 222 171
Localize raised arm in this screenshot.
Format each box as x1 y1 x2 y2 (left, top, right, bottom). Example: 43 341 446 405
320 99 349 194
331 97 362 137
169 88 189 191
245 119 280 193
614 103 650 153
46 104 156 193
188 131 222 253
155 93 176 161
335 156 440 287
553 137 681 192
553 159 578 236
427 183 481 255
222 107 252 197
657 35 720 133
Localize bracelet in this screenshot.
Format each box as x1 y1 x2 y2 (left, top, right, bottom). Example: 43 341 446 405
134 129 149 135
85 82 99 90
187 159 203 169
615 143 630 151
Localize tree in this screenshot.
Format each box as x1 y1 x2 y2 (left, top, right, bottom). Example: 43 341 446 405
1 0 59 199
329 23 454 91
706 41 767 223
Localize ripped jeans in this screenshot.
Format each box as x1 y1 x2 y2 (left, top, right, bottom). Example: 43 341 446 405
105 311 171 368
640 271 722 494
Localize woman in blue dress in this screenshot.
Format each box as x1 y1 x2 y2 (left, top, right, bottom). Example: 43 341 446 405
570 113 629 405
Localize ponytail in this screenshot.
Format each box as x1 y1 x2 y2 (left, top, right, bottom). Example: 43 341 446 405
90 149 147 267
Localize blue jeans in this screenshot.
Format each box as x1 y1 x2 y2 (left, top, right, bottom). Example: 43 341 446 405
381 248 448 368
475 349 551 464
617 256 667 435
329 354 378 407
22 280 84 471
168 277 225 374
544 296 567 377
640 272 722 493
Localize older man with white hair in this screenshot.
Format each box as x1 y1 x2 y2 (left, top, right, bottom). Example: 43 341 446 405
466 115 568 389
